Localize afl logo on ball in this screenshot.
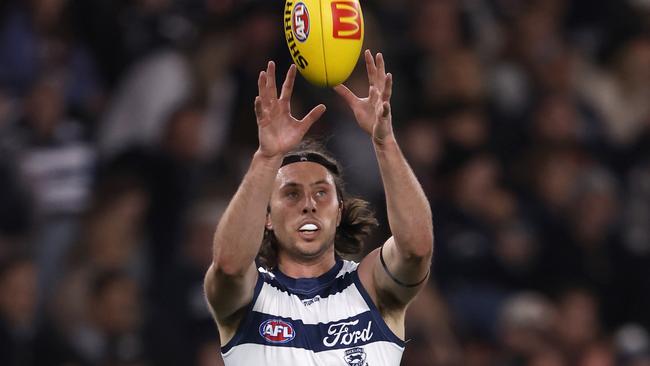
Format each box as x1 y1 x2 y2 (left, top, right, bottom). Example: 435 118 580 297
259 319 296 343
292 2 310 42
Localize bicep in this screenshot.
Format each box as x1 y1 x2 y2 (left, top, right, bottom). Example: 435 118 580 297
360 236 431 310
204 262 258 322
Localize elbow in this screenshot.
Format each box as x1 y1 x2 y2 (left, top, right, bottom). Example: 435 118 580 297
397 231 434 262
413 233 434 261
203 264 218 308
212 259 249 278
418 222 434 259
405 215 434 260
212 250 251 278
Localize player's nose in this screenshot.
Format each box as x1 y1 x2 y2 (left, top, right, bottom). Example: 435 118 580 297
301 196 316 214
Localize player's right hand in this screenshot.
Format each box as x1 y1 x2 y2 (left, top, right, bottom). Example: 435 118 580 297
255 61 326 159
334 50 394 145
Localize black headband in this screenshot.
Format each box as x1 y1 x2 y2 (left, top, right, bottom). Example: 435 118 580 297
281 152 339 175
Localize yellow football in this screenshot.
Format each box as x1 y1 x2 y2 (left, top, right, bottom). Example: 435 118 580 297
284 0 364 87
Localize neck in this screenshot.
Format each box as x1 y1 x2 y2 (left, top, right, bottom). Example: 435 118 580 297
276 248 337 279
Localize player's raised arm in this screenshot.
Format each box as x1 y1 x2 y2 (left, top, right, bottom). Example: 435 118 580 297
204 62 325 332
335 50 433 310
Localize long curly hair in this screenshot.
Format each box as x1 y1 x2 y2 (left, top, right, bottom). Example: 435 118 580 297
257 139 378 269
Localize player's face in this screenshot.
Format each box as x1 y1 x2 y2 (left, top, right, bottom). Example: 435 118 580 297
268 162 341 261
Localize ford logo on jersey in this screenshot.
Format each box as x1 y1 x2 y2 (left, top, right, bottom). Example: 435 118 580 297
259 319 296 343
323 320 373 347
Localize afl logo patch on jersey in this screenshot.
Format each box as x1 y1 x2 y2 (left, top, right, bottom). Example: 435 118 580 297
259 319 296 343
292 2 310 42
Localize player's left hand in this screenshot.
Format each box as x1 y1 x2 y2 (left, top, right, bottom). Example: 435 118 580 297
334 50 394 144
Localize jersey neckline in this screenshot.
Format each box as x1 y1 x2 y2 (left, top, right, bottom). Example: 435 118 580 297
271 257 344 293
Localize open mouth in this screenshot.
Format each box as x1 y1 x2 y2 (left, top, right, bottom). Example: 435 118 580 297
299 223 319 232
298 223 320 239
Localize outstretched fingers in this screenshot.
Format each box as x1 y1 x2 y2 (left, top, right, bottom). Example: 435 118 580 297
299 104 327 132
266 61 278 100
333 84 359 106
280 64 297 102
365 49 377 86
376 53 386 79
383 73 393 101
258 71 267 102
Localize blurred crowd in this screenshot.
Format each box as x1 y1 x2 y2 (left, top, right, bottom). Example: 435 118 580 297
0 0 649 365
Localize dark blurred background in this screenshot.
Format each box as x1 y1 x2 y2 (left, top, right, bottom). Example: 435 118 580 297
0 0 649 365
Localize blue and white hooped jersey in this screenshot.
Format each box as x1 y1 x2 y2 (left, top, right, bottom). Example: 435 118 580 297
221 259 405 365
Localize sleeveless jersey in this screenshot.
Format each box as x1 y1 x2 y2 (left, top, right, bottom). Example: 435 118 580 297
221 259 405 365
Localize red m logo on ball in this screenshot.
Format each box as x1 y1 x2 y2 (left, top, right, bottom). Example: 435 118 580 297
331 1 362 40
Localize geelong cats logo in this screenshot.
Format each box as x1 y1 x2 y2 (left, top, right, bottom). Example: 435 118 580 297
344 347 367 366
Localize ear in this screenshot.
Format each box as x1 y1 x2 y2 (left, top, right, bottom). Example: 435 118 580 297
265 212 273 231
336 200 343 227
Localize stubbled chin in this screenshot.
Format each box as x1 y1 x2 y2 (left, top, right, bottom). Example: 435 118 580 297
291 240 332 259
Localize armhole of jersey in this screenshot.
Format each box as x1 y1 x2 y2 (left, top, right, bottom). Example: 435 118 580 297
352 270 407 348
221 271 265 354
